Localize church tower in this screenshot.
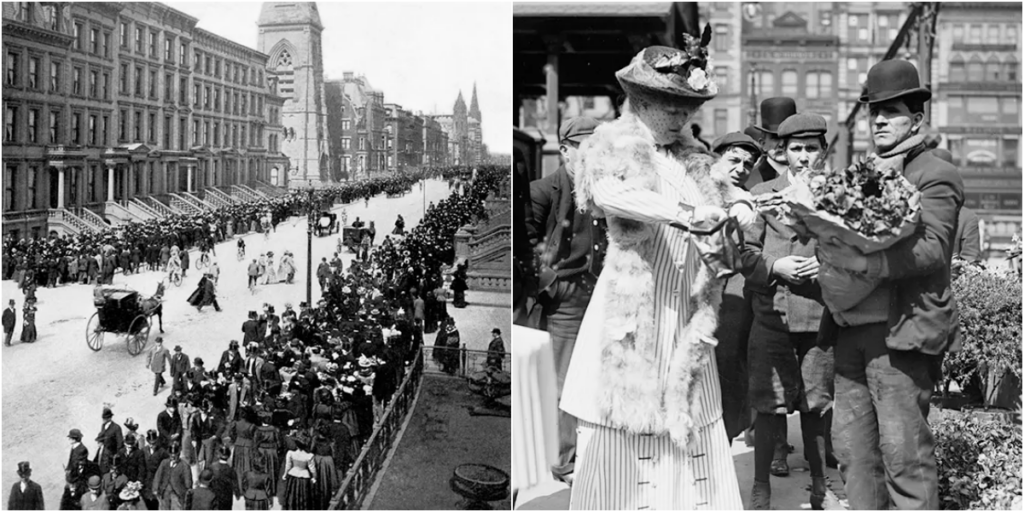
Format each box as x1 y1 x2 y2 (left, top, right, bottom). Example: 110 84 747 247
468 83 482 165
257 2 331 187
469 83 481 124
453 91 469 165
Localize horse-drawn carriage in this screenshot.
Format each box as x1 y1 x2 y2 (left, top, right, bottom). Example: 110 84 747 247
341 225 369 253
86 284 164 356
315 211 339 237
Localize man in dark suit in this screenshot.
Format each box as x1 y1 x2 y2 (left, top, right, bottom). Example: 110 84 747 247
186 469 219 510
817 60 965 510
169 345 191 394
8 461 44 510
156 398 182 446
217 340 243 375
153 444 192 510
741 114 840 510
241 311 260 345
747 97 798 190
116 434 147 485
94 407 124 475
3 299 15 347
208 446 238 510
147 337 172 396
66 428 90 479
526 116 607 484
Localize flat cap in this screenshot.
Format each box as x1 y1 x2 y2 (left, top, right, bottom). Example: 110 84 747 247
777 113 828 140
712 132 762 158
559 117 599 143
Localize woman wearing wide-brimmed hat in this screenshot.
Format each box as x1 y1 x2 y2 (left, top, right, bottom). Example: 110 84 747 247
560 31 756 509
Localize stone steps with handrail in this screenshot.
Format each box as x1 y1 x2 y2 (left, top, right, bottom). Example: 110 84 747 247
141 197 179 217
126 199 160 221
166 193 204 215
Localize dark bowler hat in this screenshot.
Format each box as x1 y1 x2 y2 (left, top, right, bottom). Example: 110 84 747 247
777 113 828 140
17 461 31 476
102 407 114 420
712 132 763 159
756 97 798 135
859 60 931 104
67 428 83 441
559 117 599 144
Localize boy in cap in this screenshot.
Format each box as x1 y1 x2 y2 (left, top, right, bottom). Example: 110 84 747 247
712 132 763 189
526 116 608 483
816 59 964 510
8 461 44 510
741 113 840 510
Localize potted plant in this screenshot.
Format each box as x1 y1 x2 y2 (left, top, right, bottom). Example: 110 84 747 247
940 264 1022 415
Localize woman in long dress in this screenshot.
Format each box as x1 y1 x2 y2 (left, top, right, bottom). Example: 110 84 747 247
19 299 36 344
281 434 317 510
243 454 272 510
229 407 259 493
265 252 279 285
310 427 340 510
560 43 757 510
252 414 282 500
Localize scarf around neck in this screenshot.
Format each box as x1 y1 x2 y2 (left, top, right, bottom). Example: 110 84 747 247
877 133 925 160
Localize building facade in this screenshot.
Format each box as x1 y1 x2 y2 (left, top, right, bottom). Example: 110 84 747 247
933 2 1022 255
257 1 331 187
2 1 286 240
422 115 448 167
694 1 745 142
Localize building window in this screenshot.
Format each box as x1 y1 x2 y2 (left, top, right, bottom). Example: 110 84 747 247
50 61 60 92
119 63 128 93
985 56 1001 81
72 66 82 95
27 56 39 89
714 24 729 51
119 109 127 141
205 55 211 75
89 70 97 98
360 137 366 150
148 112 156 142
49 110 60 143
1003 138 1018 167
6 51 19 86
193 84 200 106
102 72 109 99
1003 96 1019 124
149 31 157 57
134 66 142 95
215 89 221 111
180 77 188 103
213 123 219 145
90 28 99 54
820 10 832 28
165 73 173 101
195 120 202 146
5 106 16 142
949 57 966 82
134 110 141 141
713 108 728 137
967 56 984 79
149 69 157 98
952 24 964 42
215 59 221 78
27 108 38 143
88 115 97 145
180 42 188 67
1005 57 1019 82
27 166 37 210
179 117 186 149
758 70 774 98
135 27 143 52
74 22 82 50
969 24 982 44
165 38 173 62
101 115 108 145
71 112 81 144
103 32 110 58
987 24 1000 44
781 69 798 96
1007 24 1018 46
204 86 211 109
120 22 128 47
5 165 17 212
342 138 351 150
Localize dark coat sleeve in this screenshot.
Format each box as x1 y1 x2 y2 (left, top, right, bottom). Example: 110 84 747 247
872 154 964 279
528 175 555 245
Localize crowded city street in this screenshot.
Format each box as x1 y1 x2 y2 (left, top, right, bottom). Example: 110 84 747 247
0 176 502 508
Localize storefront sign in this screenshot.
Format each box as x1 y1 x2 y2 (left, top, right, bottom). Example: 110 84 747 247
744 50 836 61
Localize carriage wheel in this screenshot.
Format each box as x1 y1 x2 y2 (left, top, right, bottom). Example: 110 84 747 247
127 316 150 356
85 312 104 352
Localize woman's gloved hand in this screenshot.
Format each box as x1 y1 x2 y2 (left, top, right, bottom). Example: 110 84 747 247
727 201 758 232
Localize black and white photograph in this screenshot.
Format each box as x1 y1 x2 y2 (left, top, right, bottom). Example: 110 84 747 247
513 2 1022 510
2 1 512 509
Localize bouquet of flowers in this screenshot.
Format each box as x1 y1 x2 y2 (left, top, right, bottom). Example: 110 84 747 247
756 156 921 313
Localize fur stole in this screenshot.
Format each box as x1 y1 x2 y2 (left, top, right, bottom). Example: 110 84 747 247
573 110 746 449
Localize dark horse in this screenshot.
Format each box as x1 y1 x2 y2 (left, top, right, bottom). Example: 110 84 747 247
140 281 166 333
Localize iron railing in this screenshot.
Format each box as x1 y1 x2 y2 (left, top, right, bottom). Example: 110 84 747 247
422 346 512 377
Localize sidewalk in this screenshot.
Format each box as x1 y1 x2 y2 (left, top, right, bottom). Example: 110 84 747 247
516 413 849 510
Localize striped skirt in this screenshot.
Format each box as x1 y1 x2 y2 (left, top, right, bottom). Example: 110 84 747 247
570 419 741 510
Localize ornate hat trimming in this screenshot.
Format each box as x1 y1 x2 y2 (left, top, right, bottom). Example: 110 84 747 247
616 28 719 106
755 97 798 135
859 59 931 104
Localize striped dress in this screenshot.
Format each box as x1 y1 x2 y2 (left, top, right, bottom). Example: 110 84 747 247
562 147 743 510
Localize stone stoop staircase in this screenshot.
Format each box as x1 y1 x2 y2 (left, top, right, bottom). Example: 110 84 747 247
127 198 161 220
455 197 511 292
103 201 147 224
231 185 262 202
142 196 182 217
47 208 101 235
204 187 237 208
166 193 205 215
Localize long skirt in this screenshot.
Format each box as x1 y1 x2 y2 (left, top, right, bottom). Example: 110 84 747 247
281 475 313 510
570 419 742 510
244 498 270 510
312 455 340 509
256 446 280 497
231 444 256 492
20 324 36 343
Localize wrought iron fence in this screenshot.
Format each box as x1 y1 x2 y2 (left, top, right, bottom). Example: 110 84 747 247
422 346 512 377
329 350 425 510
327 346 511 509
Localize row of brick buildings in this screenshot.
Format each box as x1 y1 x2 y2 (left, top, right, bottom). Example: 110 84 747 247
2 1 289 240
324 72 486 177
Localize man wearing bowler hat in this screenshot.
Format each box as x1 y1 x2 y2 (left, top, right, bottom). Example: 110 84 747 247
94 407 124 475
817 59 964 510
8 461 44 510
749 97 799 189
526 115 608 484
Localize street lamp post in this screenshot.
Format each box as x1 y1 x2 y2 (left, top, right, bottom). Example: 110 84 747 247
306 187 315 306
